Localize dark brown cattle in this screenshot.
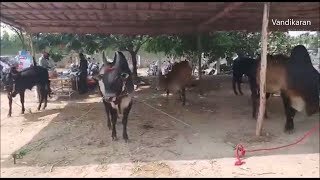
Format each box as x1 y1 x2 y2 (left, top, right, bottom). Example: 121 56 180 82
157 60 193 105
95 51 134 142
251 45 319 133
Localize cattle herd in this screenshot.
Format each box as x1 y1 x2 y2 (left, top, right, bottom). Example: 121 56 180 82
1 45 319 142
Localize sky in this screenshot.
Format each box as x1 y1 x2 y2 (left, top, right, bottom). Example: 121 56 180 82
0 22 317 37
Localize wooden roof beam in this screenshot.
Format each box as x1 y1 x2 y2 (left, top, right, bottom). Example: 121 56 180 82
0 9 216 15
198 2 244 30
14 19 196 25
25 26 198 35
0 16 25 31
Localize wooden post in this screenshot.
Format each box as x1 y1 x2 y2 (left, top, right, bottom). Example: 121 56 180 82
28 32 40 103
156 58 162 89
197 33 203 95
256 2 270 136
197 34 202 80
28 33 36 58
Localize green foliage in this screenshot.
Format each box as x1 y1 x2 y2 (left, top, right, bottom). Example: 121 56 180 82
1 31 26 55
267 31 293 56
109 35 149 54
1 24 318 67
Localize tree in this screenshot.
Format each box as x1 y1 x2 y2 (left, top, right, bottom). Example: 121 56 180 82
1 23 28 50
309 32 319 49
144 32 260 74
109 35 149 78
267 31 293 56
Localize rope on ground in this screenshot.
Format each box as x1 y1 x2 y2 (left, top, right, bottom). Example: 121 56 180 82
135 99 193 129
73 104 96 121
234 123 320 166
12 99 22 108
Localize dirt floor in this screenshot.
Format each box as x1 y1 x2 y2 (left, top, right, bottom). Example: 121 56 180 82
1 75 319 178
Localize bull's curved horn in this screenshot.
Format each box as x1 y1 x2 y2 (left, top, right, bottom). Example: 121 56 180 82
102 51 108 64
114 51 120 62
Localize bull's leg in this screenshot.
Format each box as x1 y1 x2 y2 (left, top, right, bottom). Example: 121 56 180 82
19 92 25 114
237 81 243 95
42 90 48 110
37 87 44 111
181 87 186 105
178 90 183 101
122 101 132 142
251 90 259 119
232 78 238 95
249 78 258 119
280 91 296 134
103 100 111 130
110 108 118 141
166 89 169 97
7 94 12 117
264 93 271 119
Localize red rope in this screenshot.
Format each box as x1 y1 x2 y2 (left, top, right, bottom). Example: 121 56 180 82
234 123 320 166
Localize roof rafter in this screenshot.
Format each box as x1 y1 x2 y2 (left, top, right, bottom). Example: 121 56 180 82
0 2 319 35
198 2 245 30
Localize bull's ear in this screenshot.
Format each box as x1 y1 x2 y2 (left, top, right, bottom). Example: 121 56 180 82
120 72 129 79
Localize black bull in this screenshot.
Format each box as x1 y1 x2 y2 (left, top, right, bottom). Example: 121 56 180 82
94 51 134 142
249 45 319 133
1 66 51 117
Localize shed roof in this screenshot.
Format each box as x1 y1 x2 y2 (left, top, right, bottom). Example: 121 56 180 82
1 2 319 35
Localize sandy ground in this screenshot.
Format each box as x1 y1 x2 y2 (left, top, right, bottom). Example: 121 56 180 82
1 75 319 178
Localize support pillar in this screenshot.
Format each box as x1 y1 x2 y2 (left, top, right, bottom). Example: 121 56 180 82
197 34 203 95
28 32 40 103
256 2 270 136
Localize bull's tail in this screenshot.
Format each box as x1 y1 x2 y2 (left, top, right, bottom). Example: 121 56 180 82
47 80 52 98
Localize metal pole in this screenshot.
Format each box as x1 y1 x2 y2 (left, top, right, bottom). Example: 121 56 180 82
256 2 270 136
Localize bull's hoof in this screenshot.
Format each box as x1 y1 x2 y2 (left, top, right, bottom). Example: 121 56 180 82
124 138 129 143
284 123 294 134
285 128 294 134
112 136 118 141
21 112 25 115
123 134 128 142
7 114 11 118
108 126 111 130
252 114 257 120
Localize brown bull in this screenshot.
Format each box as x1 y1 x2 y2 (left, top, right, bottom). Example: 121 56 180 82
157 60 193 105
251 45 319 134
